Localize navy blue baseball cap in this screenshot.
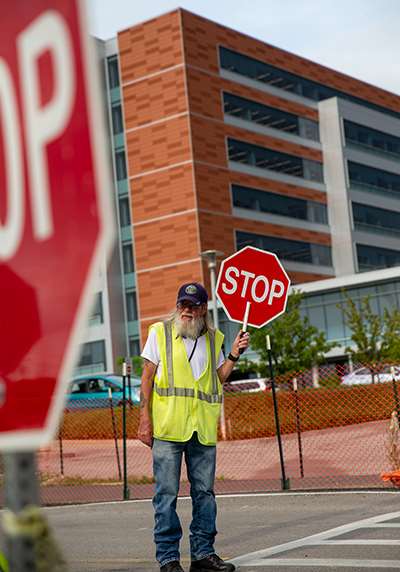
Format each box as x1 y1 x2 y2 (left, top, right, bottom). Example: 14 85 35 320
177 283 208 306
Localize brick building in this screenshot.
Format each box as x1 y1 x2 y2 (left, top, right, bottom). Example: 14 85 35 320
76 10 400 372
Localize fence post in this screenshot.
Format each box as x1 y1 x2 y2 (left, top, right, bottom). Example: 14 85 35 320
108 388 122 481
122 361 130 501
390 366 400 420
266 335 290 491
292 378 304 479
58 427 64 478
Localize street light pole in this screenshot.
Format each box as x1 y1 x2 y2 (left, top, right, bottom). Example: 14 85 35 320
201 249 227 440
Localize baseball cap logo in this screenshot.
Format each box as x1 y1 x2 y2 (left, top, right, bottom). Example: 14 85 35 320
185 285 197 294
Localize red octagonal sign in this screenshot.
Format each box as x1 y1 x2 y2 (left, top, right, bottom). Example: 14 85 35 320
0 0 114 450
216 246 291 328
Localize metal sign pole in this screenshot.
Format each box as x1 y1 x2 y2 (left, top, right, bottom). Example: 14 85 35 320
3 451 39 571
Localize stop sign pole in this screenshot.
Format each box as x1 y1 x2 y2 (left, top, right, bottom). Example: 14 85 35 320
216 246 291 490
1 1 115 569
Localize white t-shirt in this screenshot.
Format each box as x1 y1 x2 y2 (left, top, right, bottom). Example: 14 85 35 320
141 328 225 381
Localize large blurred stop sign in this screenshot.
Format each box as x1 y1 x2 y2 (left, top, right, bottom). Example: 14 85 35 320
0 0 114 450
216 246 290 328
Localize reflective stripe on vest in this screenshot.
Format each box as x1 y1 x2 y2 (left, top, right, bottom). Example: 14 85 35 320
162 320 220 403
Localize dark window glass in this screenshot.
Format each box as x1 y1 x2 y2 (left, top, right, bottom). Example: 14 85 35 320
228 138 323 182
119 197 131 227
112 104 123 135
122 244 134 274
78 340 106 369
219 47 400 120
348 161 400 196
129 338 140 357
353 202 400 235
115 150 127 180
344 121 400 159
232 184 327 223
357 244 400 271
89 293 103 324
224 92 320 142
236 231 332 266
107 56 120 89
126 291 138 321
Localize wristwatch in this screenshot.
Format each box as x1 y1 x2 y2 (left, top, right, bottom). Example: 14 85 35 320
228 352 240 362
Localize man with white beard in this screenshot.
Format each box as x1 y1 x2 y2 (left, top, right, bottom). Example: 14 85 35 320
139 282 249 572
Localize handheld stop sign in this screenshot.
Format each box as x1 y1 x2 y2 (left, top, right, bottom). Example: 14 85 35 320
216 246 291 332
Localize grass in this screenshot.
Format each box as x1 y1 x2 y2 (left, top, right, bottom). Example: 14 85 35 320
39 474 155 486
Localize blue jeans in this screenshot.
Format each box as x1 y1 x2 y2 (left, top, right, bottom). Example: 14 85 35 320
152 432 217 566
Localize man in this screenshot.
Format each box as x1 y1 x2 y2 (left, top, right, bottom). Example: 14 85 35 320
139 282 249 572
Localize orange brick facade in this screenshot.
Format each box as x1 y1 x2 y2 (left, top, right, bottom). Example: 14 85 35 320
118 9 400 343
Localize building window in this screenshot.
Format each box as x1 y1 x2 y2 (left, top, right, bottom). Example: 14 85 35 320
348 161 400 197
115 150 127 180
357 244 400 271
232 184 327 223
352 202 400 236
111 104 123 135
344 120 400 159
78 340 106 370
126 291 138 321
223 92 319 141
122 243 134 274
107 56 120 89
119 197 131 227
219 47 400 120
228 138 323 182
89 292 103 325
236 231 332 266
129 338 140 357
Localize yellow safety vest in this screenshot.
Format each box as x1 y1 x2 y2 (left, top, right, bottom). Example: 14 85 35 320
150 320 224 445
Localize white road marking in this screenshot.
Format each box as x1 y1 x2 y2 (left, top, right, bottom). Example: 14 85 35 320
245 558 400 568
232 510 400 569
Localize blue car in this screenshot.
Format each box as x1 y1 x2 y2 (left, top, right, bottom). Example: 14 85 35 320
67 373 141 410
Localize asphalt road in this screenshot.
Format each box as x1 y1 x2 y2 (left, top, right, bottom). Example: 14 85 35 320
32 491 400 571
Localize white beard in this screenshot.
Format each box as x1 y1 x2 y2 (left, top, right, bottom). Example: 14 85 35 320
174 313 205 340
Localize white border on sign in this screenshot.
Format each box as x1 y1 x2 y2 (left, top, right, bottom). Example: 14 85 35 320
215 245 291 329
0 0 115 451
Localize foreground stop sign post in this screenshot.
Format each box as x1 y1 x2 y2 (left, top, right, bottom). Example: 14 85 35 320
216 246 291 489
0 1 114 569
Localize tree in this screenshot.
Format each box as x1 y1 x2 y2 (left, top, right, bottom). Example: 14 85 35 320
342 294 400 365
116 355 143 377
247 290 335 377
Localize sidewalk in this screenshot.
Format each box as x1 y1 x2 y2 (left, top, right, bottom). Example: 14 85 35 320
34 419 394 503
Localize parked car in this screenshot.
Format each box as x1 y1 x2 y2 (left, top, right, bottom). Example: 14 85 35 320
67 373 141 410
341 365 400 386
224 378 268 394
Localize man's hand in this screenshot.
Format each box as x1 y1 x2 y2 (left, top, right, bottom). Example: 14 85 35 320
230 330 250 357
138 359 157 447
138 410 153 448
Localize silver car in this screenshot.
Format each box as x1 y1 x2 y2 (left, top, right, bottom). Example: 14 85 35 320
341 365 400 386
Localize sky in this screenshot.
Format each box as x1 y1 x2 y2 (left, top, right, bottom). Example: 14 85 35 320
87 0 400 96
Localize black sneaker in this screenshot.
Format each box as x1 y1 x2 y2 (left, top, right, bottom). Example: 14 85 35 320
190 554 235 572
160 561 185 572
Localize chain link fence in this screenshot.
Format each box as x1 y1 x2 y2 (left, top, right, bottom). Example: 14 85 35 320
2 363 400 505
